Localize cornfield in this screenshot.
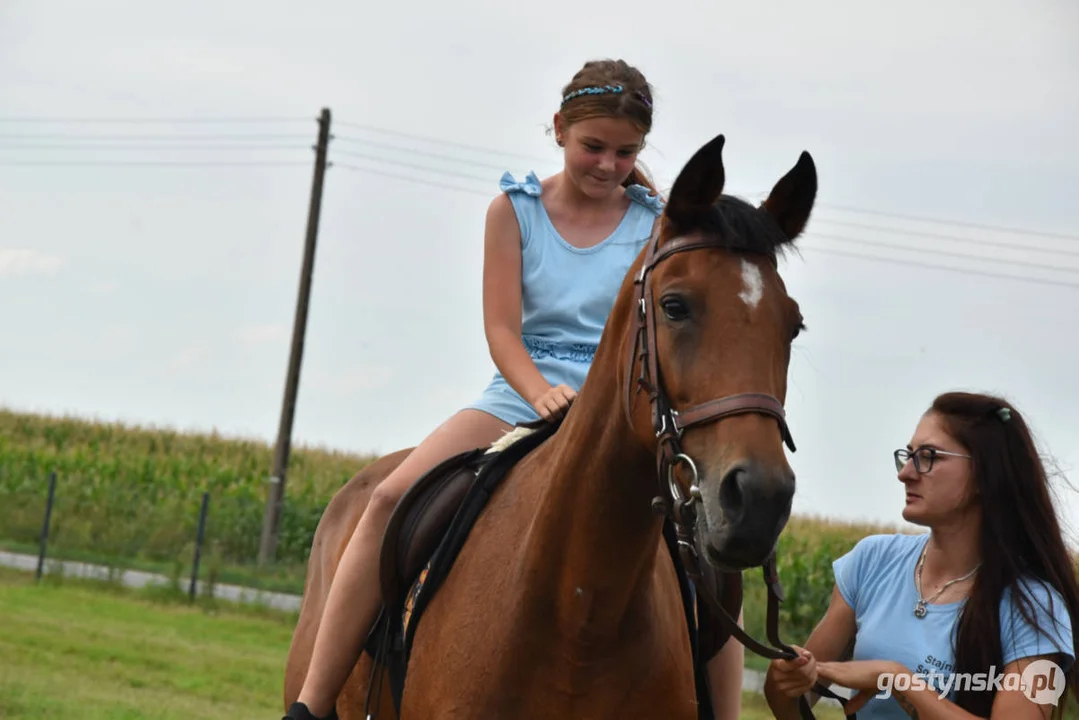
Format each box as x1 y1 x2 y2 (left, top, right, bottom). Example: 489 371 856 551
0 407 903 624
0 408 378 590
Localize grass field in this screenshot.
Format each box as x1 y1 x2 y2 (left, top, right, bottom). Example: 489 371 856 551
0 407 378 583
0 566 848 719
0 407 893 598
4 407 1074 718
0 567 296 719
0 406 905 699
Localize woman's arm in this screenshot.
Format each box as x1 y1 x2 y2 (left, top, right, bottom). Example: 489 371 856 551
889 655 1059 720
816 654 1062 719
481 193 555 409
764 584 858 719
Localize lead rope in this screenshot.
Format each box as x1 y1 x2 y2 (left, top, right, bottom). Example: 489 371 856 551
665 484 855 720
761 555 857 720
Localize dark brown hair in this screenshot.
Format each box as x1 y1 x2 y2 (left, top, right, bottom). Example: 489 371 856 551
930 391 1079 717
558 58 658 195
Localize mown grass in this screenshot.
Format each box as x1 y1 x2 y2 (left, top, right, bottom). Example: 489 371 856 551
0 407 904 667
8 405 1075 699
0 565 845 719
0 565 296 719
0 407 878 715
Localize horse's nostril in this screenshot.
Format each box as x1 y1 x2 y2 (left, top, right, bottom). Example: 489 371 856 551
719 464 746 521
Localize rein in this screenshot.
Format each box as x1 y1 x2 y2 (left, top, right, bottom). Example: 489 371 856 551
624 223 854 720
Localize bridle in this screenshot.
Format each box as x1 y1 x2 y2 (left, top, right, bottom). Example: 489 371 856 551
623 220 854 720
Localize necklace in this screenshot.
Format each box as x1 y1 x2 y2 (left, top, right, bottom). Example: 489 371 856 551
914 543 981 619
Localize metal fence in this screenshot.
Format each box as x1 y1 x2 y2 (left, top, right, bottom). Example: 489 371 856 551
0 470 312 604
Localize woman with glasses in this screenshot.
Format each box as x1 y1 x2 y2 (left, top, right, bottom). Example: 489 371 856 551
763 391 1079 719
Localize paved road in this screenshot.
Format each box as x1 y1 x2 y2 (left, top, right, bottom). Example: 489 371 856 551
0 550 302 612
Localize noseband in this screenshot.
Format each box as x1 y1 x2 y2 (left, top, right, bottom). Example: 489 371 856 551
623 222 853 720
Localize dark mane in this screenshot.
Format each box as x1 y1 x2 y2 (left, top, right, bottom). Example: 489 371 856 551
669 194 797 262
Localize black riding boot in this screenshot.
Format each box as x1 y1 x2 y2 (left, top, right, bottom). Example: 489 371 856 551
283 701 339 720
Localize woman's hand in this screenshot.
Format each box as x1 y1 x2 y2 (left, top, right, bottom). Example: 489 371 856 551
530 384 577 421
816 660 906 714
766 645 818 699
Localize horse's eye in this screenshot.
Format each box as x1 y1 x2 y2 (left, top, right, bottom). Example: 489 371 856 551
792 320 807 340
660 296 690 321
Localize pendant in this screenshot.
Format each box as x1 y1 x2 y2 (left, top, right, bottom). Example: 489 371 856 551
914 600 928 619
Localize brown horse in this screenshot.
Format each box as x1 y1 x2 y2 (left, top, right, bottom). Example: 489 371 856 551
285 133 817 719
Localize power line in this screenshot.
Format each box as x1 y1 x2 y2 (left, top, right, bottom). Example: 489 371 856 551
328 151 1079 267
331 149 494 185
808 232 1079 278
0 160 309 167
810 218 1079 259
816 202 1079 242
0 116 312 124
799 243 1079 291
0 144 311 152
330 139 1079 257
334 120 1079 243
335 135 534 174
0 133 312 141
335 119 553 167
330 161 1079 291
3 115 1076 252
333 163 492 197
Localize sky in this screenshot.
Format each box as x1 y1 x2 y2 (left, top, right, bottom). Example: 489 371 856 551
1 0 1077 537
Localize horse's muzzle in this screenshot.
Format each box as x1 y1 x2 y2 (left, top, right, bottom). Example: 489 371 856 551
699 459 794 570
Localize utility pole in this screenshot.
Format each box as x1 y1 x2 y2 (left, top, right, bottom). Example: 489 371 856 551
258 107 332 566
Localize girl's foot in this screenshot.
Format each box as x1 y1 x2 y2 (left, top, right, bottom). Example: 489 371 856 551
283 701 338 720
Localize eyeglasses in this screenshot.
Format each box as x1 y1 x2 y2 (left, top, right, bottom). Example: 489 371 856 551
894 446 972 474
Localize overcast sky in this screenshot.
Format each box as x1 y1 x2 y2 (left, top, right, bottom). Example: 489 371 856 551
2 0 1077 538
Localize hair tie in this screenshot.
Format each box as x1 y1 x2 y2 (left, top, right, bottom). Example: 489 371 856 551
996 407 1012 423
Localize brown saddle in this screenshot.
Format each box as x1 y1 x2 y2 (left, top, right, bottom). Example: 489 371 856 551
363 417 744 720
377 419 551 612
377 445 486 613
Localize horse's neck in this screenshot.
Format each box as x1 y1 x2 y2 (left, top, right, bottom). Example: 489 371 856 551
518 342 662 638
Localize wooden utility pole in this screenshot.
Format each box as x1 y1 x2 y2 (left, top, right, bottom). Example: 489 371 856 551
258 107 332 566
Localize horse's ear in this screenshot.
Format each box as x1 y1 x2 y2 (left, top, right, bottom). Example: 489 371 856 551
761 151 817 240
665 134 726 223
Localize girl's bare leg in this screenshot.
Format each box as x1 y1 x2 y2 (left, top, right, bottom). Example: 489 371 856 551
294 409 512 717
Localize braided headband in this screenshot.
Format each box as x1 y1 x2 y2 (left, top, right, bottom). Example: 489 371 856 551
561 83 652 108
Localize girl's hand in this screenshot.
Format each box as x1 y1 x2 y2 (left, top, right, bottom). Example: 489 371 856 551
531 384 576 421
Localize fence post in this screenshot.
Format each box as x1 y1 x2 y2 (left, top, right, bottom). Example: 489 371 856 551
189 492 210 602
36 472 57 581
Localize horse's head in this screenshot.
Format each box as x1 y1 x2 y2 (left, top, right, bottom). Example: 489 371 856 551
624 134 816 571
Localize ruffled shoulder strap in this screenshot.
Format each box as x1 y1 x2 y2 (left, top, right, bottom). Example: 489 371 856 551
498 171 543 251
499 170 542 196
624 184 665 216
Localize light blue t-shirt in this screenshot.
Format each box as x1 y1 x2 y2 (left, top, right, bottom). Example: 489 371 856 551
831 532 1074 719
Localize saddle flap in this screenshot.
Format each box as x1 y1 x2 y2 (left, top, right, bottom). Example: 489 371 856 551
379 448 486 611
